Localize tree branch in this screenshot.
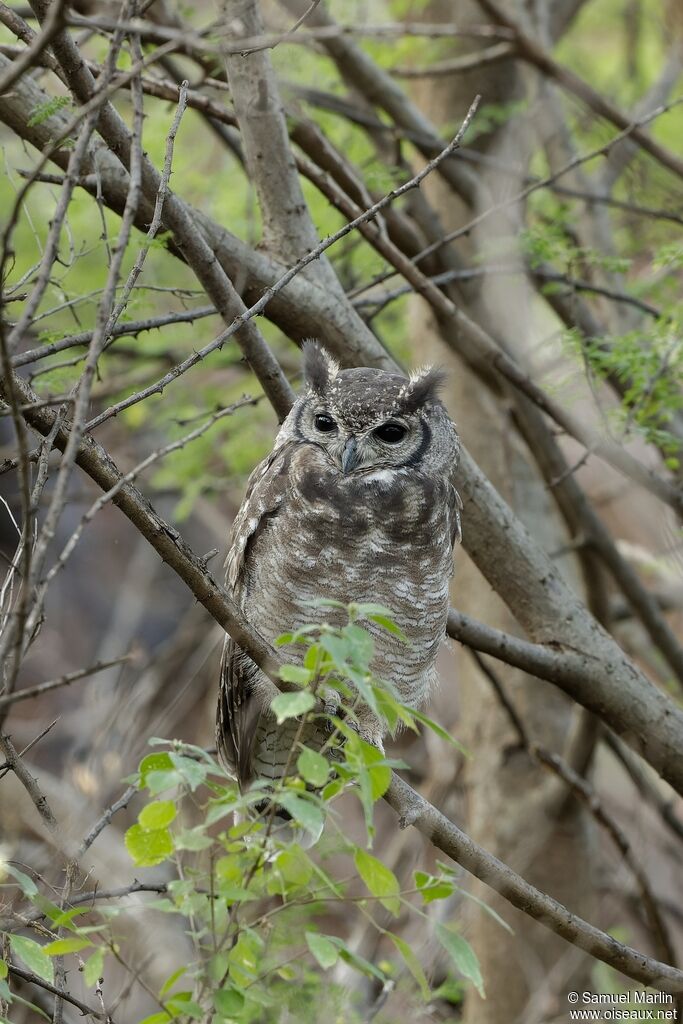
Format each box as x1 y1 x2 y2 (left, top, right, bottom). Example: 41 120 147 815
383 774 683 993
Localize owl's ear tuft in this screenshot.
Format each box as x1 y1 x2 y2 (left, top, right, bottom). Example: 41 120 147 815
302 340 339 394
400 366 447 414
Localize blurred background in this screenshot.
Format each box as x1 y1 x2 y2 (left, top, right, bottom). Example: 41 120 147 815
1 0 683 1020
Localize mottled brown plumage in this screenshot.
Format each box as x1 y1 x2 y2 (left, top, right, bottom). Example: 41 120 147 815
217 343 461 804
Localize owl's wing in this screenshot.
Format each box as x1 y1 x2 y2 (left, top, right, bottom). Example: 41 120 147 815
218 443 295 786
447 483 463 548
217 636 262 785
224 444 291 589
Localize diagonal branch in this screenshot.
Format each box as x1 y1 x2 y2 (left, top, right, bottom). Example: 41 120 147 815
383 774 683 993
1 376 682 992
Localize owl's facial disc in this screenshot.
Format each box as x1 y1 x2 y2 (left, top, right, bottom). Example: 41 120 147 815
307 403 416 475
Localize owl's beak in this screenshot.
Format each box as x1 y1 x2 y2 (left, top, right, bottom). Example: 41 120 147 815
341 437 360 474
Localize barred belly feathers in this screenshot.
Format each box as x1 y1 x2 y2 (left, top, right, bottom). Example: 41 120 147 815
216 342 461 835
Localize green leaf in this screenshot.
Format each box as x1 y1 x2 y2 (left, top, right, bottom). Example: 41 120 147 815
139 752 175 789
388 932 430 1000
341 623 374 665
274 846 313 887
276 792 324 839
414 871 455 904
205 795 240 826
145 899 177 914
228 931 263 987
166 994 202 1018
368 762 391 800
83 948 105 988
27 96 70 127
145 771 181 796
0 984 51 1020
279 664 313 686
9 935 54 984
366 613 408 642
170 754 206 791
159 966 186 997
432 977 465 1005
456 886 514 934
303 643 324 670
322 778 344 801
0 961 7 979
214 987 245 1016
43 906 89 929
349 602 395 619
174 827 212 851
297 747 330 787
354 849 400 915
270 690 315 723
124 823 174 867
139 800 177 830
305 931 338 969
336 941 386 982
1 864 38 897
318 634 350 668
310 860 345 899
215 883 255 904
436 925 484 997
43 937 91 956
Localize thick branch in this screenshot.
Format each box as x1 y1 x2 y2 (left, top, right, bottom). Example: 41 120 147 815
383 775 683 993
224 0 338 290
279 0 483 208
1 382 681 991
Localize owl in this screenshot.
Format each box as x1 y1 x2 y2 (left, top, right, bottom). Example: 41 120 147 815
216 342 461 820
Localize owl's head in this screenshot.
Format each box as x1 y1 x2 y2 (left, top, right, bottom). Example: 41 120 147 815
278 342 459 478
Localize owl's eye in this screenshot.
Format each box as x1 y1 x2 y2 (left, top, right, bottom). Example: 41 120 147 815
314 413 337 433
374 421 406 444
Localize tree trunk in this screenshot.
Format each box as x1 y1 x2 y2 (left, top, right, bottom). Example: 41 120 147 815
406 2 596 1019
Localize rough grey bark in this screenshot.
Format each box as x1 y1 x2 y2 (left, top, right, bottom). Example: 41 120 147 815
223 0 341 293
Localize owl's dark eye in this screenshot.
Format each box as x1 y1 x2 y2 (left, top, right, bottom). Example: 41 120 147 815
374 421 406 444
314 413 337 433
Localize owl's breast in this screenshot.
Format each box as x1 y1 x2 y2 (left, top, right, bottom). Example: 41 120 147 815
241 448 453 689
290 450 445 543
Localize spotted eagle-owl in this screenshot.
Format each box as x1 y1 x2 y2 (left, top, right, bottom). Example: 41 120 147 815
216 342 461 798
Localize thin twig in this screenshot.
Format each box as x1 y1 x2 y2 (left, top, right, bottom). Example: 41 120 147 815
79 786 138 856
0 654 133 709
6 964 106 1020
0 733 58 830
239 0 322 55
